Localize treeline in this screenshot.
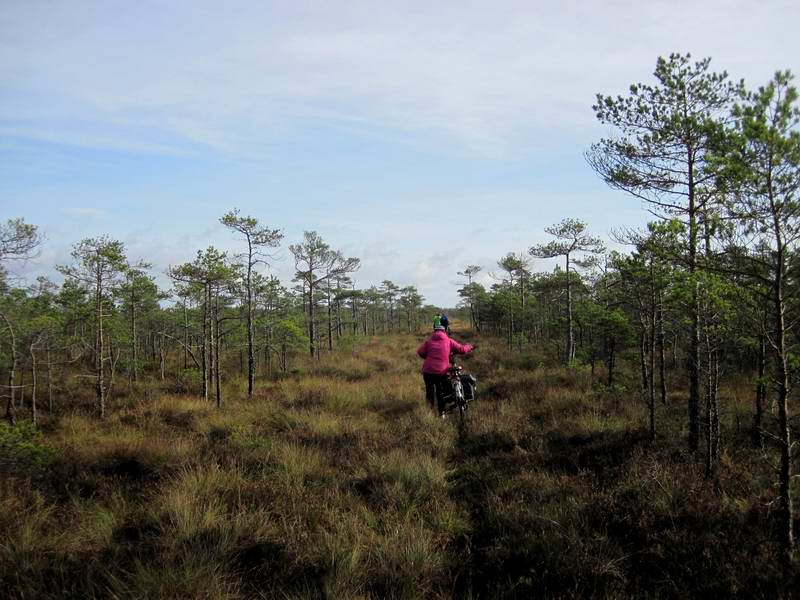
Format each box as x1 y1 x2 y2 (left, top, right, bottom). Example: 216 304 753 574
456 54 799 559
0 212 432 421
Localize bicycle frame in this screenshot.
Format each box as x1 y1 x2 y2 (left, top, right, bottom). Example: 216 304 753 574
439 358 470 425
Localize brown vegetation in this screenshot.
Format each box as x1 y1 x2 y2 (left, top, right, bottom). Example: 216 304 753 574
1 330 798 598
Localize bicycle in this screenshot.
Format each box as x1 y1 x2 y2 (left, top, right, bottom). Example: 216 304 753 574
438 358 476 431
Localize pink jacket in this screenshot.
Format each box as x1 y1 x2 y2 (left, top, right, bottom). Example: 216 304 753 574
417 330 473 375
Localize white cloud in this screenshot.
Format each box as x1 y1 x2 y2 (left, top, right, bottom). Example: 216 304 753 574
61 207 104 218
1 0 796 157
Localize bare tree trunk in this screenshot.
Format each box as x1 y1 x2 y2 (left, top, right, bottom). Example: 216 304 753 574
266 324 273 375
639 325 648 396
638 309 653 441
214 288 222 408
131 291 138 382
308 282 316 357
327 280 334 352
687 159 701 453
18 368 25 411
566 254 574 365
29 340 37 426
657 292 667 405
246 241 255 400
95 260 105 419
773 247 794 560
704 333 717 478
202 284 209 401
160 332 166 381
671 335 679 370
648 297 656 442
336 280 343 339
107 347 120 403
46 344 53 416
351 285 358 336
606 339 615 387
520 276 526 347
2 313 18 425
711 347 720 463
753 333 766 448
183 297 189 370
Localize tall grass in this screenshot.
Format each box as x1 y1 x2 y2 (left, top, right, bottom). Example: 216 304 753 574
0 331 796 598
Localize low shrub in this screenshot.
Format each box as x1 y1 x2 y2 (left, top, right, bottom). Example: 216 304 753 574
0 422 56 475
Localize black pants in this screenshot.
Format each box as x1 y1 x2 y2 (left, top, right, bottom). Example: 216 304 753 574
423 373 450 414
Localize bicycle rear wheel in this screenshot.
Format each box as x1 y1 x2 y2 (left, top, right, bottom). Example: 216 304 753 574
452 381 467 431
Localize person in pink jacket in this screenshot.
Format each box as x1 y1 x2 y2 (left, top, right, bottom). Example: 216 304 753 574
417 314 473 415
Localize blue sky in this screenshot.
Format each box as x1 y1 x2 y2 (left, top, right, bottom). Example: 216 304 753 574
2 1 798 305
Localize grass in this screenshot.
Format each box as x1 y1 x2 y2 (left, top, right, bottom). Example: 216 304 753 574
0 330 798 598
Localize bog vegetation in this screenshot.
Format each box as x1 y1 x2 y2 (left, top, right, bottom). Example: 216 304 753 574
1 53 799 597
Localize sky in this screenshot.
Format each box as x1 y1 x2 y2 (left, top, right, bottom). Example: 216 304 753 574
1 0 798 305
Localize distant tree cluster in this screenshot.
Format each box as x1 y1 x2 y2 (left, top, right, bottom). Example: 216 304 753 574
0 213 431 418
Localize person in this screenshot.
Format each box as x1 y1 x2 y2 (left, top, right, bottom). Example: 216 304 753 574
417 314 473 416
